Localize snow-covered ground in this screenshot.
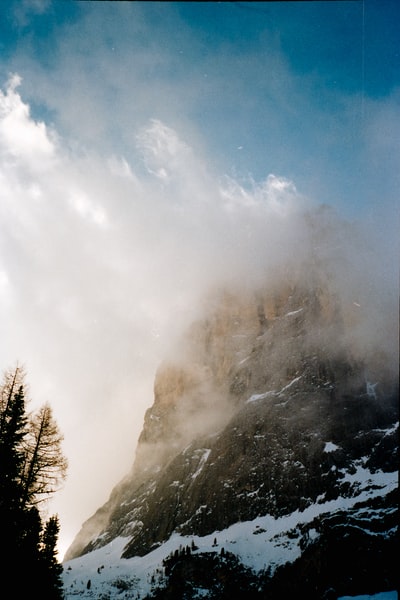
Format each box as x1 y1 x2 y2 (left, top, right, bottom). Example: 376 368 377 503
338 594 397 600
62 462 397 599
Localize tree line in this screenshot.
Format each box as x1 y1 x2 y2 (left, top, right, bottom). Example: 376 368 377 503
0 364 68 598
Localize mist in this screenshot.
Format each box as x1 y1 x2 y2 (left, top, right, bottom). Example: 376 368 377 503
1 1 399 559
1 74 398 557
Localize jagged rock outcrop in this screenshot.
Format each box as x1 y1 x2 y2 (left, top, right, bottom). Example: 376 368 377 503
65 274 398 591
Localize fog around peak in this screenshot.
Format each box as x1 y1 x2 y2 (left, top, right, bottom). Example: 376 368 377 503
1 75 398 558
0 1 398 557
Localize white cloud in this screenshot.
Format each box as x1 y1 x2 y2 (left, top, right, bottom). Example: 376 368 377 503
69 189 108 227
0 78 314 551
107 155 136 180
261 174 300 216
0 75 397 557
137 119 190 172
0 75 56 171
12 0 51 28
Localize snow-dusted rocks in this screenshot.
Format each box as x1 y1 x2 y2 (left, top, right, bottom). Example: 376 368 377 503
63 282 398 598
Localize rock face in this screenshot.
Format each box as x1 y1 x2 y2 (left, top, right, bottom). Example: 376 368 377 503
64 279 398 598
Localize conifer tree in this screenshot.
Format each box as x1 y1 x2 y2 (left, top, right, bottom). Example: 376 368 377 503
21 403 68 509
18 506 42 591
0 371 27 563
0 366 67 598
40 515 64 599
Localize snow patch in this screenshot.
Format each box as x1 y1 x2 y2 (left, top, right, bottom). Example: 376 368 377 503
278 376 302 395
192 449 211 479
338 593 398 600
324 441 340 453
63 466 397 599
247 376 302 403
247 390 276 403
285 308 304 317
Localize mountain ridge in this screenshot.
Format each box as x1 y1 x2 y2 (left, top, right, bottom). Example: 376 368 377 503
63 276 398 598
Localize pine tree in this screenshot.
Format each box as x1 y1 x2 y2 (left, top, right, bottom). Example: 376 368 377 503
0 366 66 598
0 371 28 568
18 506 42 595
0 369 27 508
40 515 64 599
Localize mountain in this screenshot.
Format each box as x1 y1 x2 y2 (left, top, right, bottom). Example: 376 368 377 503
63 273 398 599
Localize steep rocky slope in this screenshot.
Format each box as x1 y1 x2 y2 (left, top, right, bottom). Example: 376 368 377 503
64 277 398 598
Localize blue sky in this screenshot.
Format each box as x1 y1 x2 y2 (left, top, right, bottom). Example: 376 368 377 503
0 1 398 557
1 0 399 217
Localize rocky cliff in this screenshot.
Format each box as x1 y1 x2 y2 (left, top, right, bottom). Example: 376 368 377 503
64 275 398 598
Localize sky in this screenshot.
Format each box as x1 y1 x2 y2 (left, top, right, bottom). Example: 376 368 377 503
0 0 399 559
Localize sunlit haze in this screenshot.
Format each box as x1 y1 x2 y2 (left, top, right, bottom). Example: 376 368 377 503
0 1 398 559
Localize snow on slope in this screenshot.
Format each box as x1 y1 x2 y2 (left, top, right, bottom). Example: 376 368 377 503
246 376 302 403
62 465 397 599
338 594 398 600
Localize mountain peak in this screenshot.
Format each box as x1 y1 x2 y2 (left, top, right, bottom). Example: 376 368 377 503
64 275 397 597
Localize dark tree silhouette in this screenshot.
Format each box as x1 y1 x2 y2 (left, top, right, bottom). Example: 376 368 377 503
0 365 67 599
40 515 64 599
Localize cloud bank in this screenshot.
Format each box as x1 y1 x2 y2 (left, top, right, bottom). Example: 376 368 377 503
0 73 398 556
